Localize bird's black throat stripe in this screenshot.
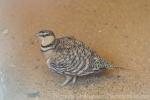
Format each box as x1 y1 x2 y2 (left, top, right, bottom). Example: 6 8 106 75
41 43 53 48
40 40 58 52
41 39 56 48
40 43 52 52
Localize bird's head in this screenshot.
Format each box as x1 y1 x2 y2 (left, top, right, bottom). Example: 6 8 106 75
36 30 55 46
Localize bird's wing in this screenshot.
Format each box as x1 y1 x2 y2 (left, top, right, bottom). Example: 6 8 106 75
47 37 91 75
78 53 112 76
50 53 91 76
48 37 112 76
54 37 84 52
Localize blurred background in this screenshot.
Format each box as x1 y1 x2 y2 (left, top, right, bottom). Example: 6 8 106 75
0 0 150 100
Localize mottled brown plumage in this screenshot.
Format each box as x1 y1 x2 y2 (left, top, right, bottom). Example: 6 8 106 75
37 30 112 86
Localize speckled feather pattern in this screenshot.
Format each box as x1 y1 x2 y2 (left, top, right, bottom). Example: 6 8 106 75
45 37 112 76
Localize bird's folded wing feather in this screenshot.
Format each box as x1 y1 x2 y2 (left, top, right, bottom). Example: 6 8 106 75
48 37 111 76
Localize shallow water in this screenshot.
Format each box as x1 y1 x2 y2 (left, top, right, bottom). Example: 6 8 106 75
0 0 150 100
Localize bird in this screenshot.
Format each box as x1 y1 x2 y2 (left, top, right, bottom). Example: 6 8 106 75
36 30 112 86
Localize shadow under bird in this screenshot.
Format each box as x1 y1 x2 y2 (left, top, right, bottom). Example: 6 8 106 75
36 30 113 86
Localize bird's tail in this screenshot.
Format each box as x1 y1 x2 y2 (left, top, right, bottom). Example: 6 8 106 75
106 64 134 71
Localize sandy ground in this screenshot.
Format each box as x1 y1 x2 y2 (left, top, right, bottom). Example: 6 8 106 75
0 0 150 100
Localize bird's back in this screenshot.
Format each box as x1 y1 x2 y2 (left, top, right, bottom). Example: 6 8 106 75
47 37 112 76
